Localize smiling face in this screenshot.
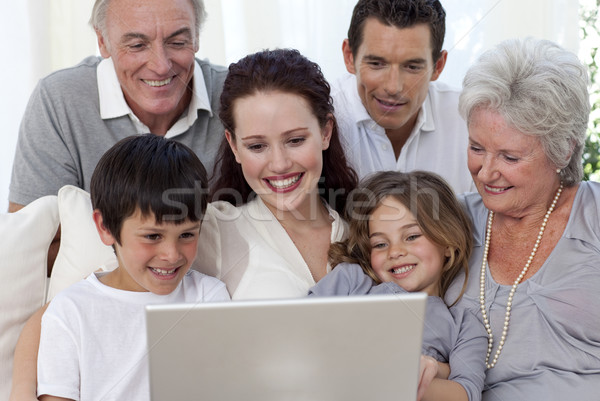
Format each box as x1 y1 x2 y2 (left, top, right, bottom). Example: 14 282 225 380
467 108 560 218
94 209 200 295
343 19 446 139
96 0 198 129
225 91 332 217
368 196 448 296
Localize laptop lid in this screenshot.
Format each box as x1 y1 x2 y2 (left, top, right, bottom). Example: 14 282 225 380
146 293 427 401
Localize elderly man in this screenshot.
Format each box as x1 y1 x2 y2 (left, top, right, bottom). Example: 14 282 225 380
9 2 225 399
9 0 226 212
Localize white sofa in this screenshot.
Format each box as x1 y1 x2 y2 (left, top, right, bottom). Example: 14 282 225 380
0 185 117 400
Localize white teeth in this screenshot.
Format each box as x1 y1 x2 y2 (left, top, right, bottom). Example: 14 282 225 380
485 185 508 193
391 265 415 274
150 267 177 275
268 174 300 189
144 77 172 87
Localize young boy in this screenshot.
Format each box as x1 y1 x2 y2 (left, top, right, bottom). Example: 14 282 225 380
36 135 230 401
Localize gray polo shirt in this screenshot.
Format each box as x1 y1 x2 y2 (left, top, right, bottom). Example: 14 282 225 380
10 56 226 205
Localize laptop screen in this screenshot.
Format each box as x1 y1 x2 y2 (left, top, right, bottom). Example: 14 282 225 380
146 294 426 401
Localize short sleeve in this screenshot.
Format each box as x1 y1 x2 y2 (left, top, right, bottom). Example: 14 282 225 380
10 79 79 205
37 309 81 400
201 275 231 302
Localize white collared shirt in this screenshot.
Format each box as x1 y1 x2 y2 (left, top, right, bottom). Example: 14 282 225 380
332 73 475 194
96 58 212 138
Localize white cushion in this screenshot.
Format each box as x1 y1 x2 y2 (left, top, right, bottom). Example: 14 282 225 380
0 195 59 401
47 185 117 301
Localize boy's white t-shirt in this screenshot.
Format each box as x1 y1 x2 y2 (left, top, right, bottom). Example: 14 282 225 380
37 270 229 401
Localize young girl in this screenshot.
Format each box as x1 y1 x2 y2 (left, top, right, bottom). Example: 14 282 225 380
309 170 486 401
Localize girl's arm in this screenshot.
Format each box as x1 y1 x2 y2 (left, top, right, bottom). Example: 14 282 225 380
308 263 374 296
422 378 468 401
417 357 464 401
416 355 438 401
436 361 450 379
444 307 488 401
9 304 47 401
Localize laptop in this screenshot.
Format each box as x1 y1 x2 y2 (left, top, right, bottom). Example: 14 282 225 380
146 293 427 401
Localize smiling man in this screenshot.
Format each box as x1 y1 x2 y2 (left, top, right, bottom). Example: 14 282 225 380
9 0 226 212
333 0 474 193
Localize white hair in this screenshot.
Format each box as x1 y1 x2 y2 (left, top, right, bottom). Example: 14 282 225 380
459 37 590 185
90 0 206 44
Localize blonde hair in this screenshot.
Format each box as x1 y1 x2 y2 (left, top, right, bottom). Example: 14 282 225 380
330 170 472 305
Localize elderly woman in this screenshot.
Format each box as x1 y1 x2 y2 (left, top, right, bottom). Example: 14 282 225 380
445 38 600 399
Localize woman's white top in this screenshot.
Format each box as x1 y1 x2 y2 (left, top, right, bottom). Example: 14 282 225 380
193 196 347 300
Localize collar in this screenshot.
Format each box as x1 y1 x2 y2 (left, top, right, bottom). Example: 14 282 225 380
97 58 212 137
340 74 374 125
418 88 435 133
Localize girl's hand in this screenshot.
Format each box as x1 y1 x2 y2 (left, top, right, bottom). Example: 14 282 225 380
416 355 438 401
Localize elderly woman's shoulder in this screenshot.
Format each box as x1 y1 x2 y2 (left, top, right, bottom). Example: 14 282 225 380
565 181 600 251
572 181 600 223
577 181 600 206
457 192 486 219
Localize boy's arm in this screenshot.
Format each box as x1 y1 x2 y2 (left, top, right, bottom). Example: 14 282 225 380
9 304 47 401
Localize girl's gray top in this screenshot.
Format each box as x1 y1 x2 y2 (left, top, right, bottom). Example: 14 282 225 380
446 181 600 400
309 262 487 401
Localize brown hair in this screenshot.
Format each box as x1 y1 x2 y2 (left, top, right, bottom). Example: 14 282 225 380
211 48 358 214
90 135 208 245
347 0 446 63
330 170 471 305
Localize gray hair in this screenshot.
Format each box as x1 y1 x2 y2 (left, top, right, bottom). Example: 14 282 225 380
459 37 590 186
90 0 206 43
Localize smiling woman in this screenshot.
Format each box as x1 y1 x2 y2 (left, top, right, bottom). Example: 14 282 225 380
192 48 358 300
445 37 600 399
225 92 332 217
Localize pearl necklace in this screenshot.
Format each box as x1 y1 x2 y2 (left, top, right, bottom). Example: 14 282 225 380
479 183 563 369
